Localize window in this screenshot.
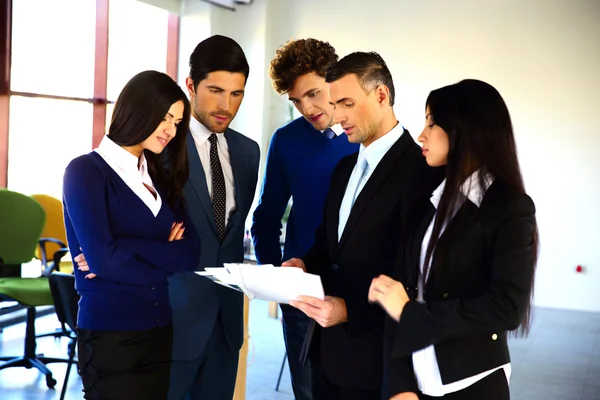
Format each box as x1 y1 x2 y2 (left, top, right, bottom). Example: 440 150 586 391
10 0 96 98
107 0 169 100
3 0 178 197
7 96 93 199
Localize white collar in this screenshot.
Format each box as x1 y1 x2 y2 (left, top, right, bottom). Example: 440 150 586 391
321 123 344 136
430 170 494 209
189 115 226 146
358 122 404 170
96 135 143 173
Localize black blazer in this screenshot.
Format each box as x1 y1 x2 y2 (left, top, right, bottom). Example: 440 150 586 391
387 178 537 395
169 129 260 362
303 130 439 390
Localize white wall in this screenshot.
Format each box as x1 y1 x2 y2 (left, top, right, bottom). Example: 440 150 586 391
138 0 180 13
177 0 600 312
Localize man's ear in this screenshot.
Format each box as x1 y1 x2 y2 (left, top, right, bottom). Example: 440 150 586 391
185 77 196 98
375 84 390 107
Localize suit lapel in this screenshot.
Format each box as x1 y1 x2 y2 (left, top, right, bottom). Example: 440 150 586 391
337 131 412 252
427 199 478 286
327 154 357 255
405 200 436 287
186 131 219 236
223 129 243 241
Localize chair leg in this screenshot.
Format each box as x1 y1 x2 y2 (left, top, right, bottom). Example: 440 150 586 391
0 357 28 369
60 338 77 400
36 328 65 340
0 306 58 388
275 352 287 392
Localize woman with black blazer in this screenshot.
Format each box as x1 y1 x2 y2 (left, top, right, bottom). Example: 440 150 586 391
368 79 538 400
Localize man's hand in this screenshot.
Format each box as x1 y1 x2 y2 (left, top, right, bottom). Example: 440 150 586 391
281 257 306 272
74 252 96 280
390 392 419 400
368 275 410 322
290 295 347 328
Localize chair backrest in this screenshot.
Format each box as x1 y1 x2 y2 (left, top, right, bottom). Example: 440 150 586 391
48 272 79 334
0 189 46 268
30 194 66 260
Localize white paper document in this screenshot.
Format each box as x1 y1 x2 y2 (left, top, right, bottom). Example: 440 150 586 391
195 263 325 304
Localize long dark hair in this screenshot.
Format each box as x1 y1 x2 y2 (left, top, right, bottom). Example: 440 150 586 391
424 79 538 336
108 70 191 208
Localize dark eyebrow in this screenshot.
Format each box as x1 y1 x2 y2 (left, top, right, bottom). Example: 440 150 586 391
167 112 183 121
334 97 353 105
206 85 225 91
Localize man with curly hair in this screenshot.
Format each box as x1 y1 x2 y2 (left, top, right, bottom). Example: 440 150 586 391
251 38 358 400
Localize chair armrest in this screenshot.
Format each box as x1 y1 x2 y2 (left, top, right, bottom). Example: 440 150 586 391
38 237 68 268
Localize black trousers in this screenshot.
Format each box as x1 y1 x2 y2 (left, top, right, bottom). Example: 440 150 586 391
312 359 381 400
419 368 510 400
78 324 173 400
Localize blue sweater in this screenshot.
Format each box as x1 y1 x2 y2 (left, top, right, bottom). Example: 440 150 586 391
252 117 359 265
62 152 201 331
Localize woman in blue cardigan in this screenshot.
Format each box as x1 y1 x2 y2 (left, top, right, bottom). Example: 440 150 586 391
62 70 201 400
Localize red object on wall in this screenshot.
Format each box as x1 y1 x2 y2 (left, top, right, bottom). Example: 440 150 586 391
576 265 583 273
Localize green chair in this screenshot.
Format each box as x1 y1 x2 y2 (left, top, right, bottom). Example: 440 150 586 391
0 188 62 388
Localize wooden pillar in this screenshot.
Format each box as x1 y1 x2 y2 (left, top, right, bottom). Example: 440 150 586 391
233 296 250 400
92 0 109 149
0 0 12 188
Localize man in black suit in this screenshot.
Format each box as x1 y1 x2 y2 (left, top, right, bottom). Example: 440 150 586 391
284 52 438 400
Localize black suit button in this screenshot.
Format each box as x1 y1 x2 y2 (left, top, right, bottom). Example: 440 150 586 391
332 264 339 271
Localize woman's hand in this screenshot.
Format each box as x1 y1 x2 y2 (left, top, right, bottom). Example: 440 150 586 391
368 274 410 322
74 252 96 279
168 222 185 241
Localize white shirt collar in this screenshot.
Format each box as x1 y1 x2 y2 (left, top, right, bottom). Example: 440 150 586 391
96 135 142 173
358 122 404 171
189 115 226 146
320 123 344 136
430 170 494 209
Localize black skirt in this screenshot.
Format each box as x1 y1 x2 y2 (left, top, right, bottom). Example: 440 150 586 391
77 324 173 400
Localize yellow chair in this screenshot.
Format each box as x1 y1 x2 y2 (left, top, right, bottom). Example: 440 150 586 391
30 194 73 275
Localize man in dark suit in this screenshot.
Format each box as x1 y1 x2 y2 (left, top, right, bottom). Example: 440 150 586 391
168 35 260 400
284 52 437 400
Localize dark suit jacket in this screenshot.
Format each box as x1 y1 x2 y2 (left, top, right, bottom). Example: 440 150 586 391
303 130 439 390
168 129 260 361
387 178 537 396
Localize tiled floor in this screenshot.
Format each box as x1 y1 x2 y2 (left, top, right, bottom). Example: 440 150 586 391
0 303 598 399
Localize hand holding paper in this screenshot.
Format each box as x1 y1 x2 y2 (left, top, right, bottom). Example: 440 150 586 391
290 295 348 328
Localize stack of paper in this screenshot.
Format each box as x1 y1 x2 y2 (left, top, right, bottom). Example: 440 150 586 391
195 264 324 304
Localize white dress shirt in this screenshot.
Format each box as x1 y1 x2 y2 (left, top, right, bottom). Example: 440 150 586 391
189 116 236 227
413 170 511 397
94 135 162 217
322 123 344 136
337 123 404 240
